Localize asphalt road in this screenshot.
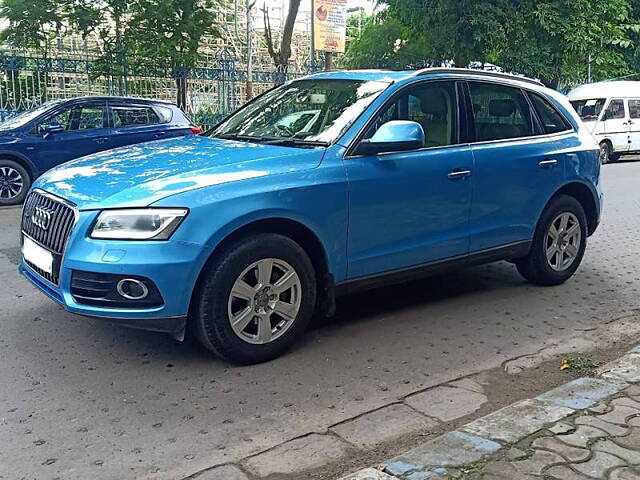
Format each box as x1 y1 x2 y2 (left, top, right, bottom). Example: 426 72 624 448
1 160 640 480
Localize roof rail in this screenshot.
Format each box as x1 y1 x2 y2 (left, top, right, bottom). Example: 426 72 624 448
414 68 544 87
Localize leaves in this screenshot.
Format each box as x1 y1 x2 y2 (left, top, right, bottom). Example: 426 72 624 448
342 0 637 88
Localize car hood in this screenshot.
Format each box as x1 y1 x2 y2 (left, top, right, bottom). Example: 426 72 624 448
34 135 325 210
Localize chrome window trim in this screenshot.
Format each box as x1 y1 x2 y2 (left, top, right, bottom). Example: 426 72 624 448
344 76 577 159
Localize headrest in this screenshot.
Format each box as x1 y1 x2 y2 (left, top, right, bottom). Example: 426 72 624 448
420 90 447 116
489 99 516 117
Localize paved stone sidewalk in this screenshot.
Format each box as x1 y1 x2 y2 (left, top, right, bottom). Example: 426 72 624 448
462 385 640 479
339 346 640 480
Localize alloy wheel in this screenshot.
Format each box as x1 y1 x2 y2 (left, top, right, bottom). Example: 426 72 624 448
0 166 24 199
227 258 302 344
545 212 582 272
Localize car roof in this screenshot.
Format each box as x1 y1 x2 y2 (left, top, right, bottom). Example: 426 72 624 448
303 68 544 88
62 96 176 106
567 81 640 100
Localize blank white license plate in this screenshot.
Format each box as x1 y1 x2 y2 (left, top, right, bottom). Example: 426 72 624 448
23 236 53 274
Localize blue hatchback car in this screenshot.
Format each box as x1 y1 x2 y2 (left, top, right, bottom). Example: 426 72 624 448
0 96 199 205
19 69 603 364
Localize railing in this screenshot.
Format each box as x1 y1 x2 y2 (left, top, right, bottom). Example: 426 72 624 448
0 50 324 129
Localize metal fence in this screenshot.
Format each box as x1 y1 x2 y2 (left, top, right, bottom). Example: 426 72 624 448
0 49 323 129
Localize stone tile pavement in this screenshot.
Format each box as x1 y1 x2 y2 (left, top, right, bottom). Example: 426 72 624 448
339 346 640 480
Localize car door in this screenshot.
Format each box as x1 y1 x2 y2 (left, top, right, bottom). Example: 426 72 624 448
29 100 111 171
600 98 629 153
466 81 570 252
109 103 175 148
626 99 640 152
344 80 474 279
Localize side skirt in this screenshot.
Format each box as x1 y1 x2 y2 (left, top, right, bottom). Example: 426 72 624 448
334 240 532 297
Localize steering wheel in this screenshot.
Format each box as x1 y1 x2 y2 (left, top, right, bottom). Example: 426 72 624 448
275 124 295 136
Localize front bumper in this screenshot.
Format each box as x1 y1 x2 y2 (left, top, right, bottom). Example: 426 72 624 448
19 211 213 336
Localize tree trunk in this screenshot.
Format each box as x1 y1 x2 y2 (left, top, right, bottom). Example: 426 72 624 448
263 0 302 84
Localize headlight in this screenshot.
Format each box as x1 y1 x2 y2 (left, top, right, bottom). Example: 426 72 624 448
91 208 188 240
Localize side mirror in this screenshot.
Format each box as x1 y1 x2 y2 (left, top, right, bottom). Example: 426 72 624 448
41 123 64 135
356 120 425 156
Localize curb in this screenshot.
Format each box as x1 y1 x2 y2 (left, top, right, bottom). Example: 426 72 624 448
338 345 640 480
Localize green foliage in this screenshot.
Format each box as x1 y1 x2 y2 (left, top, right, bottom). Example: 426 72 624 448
340 12 428 69
343 0 638 87
0 0 64 54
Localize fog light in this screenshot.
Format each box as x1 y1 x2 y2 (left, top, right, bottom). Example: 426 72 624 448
116 278 149 300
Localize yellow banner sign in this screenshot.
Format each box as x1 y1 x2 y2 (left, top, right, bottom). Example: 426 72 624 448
313 0 347 53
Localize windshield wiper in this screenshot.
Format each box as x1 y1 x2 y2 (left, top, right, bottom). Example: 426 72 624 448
263 138 329 148
214 133 271 143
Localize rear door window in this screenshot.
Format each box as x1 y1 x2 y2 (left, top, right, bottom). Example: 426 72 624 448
468 82 534 142
112 105 162 127
529 93 572 134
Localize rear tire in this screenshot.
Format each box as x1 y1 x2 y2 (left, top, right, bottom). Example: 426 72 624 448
193 233 316 364
0 159 30 206
516 195 587 286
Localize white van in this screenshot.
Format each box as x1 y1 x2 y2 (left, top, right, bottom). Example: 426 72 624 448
567 81 640 163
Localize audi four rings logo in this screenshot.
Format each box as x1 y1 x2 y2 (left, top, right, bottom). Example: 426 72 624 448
31 206 55 231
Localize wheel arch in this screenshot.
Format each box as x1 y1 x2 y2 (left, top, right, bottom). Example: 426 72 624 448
190 216 334 318
0 150 37 181
549 182 599 236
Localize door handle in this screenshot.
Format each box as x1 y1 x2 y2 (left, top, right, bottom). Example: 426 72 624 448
447 169 472 180
538 159 558 168
153 132 166 138
94 137 109 145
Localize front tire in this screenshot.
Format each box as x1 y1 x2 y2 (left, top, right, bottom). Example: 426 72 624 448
193 233 317 364
516 195 587 286
599 141 619 164
0 159 30 206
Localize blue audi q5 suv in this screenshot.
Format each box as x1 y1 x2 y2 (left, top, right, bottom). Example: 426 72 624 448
19 69 603 364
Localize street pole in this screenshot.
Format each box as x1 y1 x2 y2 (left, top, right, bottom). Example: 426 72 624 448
310 0 315 63
588 53 592 84
246 0 255 99
325 51 333 70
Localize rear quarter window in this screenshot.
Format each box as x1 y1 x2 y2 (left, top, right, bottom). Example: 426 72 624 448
155 106 173 123
529 93 572 134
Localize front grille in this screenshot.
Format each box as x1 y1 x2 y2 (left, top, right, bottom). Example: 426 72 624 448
21 190 77 285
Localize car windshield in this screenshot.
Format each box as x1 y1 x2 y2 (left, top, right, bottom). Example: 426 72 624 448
0 100 65 131
570 98 606 121
211 79 390 146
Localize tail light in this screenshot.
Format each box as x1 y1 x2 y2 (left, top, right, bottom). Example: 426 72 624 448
190 125 203 135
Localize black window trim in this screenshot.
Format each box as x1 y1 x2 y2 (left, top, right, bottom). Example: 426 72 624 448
345 78 465 158
462 78 575 145
345 77 577 158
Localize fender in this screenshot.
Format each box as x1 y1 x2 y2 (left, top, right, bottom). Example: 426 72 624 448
0 149 39 178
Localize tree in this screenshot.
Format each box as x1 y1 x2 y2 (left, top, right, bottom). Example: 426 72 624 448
0 0 63 55
127 0 221 110
263 0 302 82
347 0 638 88
339 12 428 69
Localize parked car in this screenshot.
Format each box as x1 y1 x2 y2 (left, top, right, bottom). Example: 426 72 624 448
0 96 201 205
567 81 640 163
19 69 603 364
